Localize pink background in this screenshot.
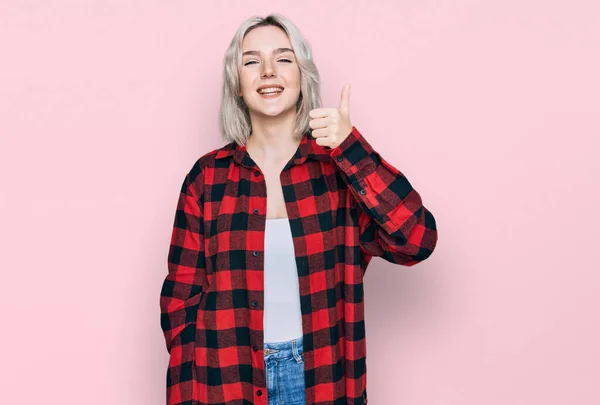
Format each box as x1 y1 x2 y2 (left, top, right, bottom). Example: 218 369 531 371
1 1 599 404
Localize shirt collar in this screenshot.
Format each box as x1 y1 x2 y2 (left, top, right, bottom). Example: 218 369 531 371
214 131 332 167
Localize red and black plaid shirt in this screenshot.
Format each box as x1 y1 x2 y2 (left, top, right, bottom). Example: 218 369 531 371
160 126 438 405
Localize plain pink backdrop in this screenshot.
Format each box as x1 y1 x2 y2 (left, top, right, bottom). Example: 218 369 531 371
1 1 599 404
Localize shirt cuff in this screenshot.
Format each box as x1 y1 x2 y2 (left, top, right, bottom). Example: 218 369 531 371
328 126 377 178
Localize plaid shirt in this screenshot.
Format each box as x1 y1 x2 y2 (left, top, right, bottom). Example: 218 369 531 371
160 126 438 405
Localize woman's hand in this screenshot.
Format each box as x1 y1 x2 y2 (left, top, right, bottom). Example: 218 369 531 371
309 83 353 149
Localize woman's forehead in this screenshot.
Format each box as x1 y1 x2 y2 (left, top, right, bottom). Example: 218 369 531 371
242 26 291 51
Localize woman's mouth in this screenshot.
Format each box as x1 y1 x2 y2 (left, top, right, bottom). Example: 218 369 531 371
257 87 284 99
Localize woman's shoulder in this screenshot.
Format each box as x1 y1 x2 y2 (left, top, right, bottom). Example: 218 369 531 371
183 142 236 187
192 141 236 169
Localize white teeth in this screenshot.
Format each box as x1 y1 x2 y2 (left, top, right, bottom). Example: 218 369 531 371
258 87 283 94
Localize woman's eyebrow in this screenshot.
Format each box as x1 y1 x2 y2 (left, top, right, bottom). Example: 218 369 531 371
242 47 295 57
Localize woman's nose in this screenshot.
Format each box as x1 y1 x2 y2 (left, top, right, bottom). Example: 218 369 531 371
261 60 276 78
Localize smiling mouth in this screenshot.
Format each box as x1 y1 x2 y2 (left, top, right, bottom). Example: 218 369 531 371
257 87 284 95
257 87 284 99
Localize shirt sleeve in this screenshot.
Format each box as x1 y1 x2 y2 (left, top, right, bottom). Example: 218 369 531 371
328 126 438 266
160 167 206 404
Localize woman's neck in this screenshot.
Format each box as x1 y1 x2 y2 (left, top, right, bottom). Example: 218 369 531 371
246 110 301 164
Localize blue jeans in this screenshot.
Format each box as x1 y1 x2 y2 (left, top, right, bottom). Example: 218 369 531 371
264 336 306 405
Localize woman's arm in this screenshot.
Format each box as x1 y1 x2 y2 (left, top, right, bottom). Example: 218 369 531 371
159 167 206 403
330 126 438 266
160 169 207 352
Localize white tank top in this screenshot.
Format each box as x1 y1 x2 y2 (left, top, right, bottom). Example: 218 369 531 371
263 218 304 343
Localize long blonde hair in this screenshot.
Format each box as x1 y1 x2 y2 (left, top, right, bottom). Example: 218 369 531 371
218 13 322 145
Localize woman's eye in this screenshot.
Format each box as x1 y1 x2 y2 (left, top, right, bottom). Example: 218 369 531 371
243 59 292 66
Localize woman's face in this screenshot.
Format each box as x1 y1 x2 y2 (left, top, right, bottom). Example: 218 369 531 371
239 25 301 119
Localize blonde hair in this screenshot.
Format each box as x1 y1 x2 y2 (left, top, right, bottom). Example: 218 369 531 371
218 13 322 145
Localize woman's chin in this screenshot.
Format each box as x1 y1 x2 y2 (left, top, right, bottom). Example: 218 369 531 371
253 105 293 118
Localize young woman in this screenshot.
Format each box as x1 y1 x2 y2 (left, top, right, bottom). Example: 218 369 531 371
160 13 438 405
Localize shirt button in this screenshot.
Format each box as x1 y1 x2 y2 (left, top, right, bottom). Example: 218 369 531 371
254 170 260 176
257 389 263 396
253 251 260 257
336 155 343 162
360 189 366 195
251 300 258 308
253 208 259 214
253 345 259 351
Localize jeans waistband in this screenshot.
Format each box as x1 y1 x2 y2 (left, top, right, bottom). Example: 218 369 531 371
263 336 303 361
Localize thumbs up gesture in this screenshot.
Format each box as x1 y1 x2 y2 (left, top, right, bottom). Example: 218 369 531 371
309 83 353 149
